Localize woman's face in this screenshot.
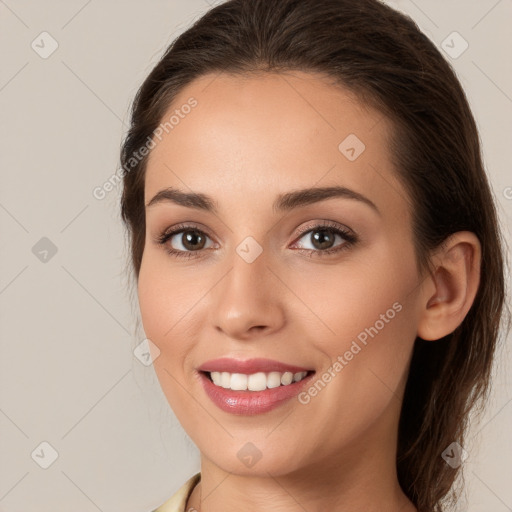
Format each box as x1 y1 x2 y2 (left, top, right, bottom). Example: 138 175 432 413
138 71 426 477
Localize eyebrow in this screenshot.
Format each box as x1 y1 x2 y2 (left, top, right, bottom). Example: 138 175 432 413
145 185 380 215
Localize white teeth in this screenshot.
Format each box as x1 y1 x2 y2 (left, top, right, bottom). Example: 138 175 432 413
267 371 282 389
220 372 230 388
208 370 309 391
230 373 247 390
281 371 293 385
248 372 267 391
211 372 222 386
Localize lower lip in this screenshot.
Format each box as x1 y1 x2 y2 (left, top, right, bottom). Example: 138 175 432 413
198 371 315 415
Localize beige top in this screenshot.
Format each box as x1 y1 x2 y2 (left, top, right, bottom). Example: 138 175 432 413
153 473 201 512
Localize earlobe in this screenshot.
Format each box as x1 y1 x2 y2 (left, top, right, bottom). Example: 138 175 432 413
417 232 481 341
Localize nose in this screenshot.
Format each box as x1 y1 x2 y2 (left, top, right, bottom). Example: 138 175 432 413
210 247 286 341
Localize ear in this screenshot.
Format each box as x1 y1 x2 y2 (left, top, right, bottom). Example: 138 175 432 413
417 231 481 341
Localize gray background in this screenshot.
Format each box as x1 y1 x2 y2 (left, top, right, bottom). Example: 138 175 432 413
0 0 511 511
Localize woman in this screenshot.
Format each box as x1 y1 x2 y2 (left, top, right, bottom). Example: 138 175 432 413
120 0 508 510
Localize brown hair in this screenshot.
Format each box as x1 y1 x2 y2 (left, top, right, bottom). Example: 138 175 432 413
120 0 509 510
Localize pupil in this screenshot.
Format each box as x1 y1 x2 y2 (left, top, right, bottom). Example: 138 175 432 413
183 231 205 250
312 230 334 250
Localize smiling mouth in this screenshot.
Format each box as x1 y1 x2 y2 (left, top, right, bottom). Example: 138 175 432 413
201 370 315 392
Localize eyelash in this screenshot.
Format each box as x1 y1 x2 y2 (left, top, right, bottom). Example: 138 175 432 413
155 221 358 260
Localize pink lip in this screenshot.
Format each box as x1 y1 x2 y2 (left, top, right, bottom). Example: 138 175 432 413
197 357 313 374
198 370 315 415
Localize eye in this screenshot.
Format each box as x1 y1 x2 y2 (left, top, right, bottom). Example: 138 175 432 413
291 221 357 257
155 220 358 260
155 223 216 259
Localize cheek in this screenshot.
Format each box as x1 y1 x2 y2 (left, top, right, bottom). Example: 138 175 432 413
329 267 419 404
292 247 417 346
137 268 169 343
137 255 208 391
295 243 420 399
137 260 200 414
297 288 418 448
137 254 195 342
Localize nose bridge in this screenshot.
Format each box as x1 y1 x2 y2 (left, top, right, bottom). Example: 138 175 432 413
224 240 271 311
210 239 285 338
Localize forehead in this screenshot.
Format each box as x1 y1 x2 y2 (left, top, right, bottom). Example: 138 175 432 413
144 71 408 220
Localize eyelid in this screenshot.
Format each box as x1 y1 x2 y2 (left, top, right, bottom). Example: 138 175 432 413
292 219 355 238
156 222 215 241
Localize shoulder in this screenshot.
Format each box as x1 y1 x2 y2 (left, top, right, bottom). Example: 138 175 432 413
152 472 201 512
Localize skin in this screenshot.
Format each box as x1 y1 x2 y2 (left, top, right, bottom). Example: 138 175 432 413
137 71 481 512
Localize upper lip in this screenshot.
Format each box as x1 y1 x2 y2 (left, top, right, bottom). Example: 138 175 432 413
197 357 314 374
